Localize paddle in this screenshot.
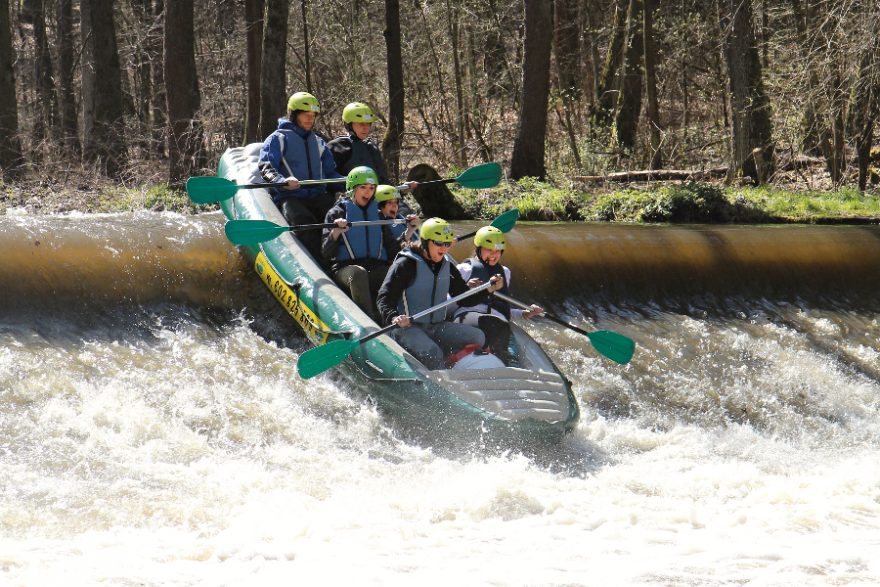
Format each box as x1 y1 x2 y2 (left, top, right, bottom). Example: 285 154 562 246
297 280 497 379
492 292 635 365
223 208 519 246
400 162 502 191
456 208 519 242
225 218 408 246
186 175 346 204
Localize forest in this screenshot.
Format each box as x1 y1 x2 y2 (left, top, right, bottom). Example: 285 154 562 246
1 0 879 199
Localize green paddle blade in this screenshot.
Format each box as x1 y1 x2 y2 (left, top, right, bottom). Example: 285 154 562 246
186 176 238 204
224 219 288 246
490 208 518 233
586 330 636 365
298 339 360 379
456 162 502 188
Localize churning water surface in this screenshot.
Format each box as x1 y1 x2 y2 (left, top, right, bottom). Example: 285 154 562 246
1 213 879 586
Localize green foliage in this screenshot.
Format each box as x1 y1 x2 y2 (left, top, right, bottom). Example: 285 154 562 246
452 178 880 224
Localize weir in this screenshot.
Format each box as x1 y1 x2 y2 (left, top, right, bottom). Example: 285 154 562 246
1 214 879 314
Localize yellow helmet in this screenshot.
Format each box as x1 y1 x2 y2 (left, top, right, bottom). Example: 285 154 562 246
375 184 400 204
342 102 376 124
287 92 320 113
474 226 506 251
419 218 455 243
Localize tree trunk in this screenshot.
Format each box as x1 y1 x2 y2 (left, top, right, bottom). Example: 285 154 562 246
57 0 80 154
849 32 880 191
613 0 643 154
150 0 166 157
32 0 57 149
510 0 553 180
643 0 661 169
82 0 127 177
129 0 152 152
445 0 467 167
244 0 264 144
720 0 774 184
0 0 22 170
259 0 288 139
164 0 203 187
554 0 581 98
592 0 628 128
382 0 404 183
300 0 312 91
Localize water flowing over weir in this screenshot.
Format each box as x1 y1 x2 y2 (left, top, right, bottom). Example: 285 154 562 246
1 212 879 585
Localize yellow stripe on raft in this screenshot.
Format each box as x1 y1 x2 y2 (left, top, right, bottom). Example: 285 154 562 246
255 251 330 344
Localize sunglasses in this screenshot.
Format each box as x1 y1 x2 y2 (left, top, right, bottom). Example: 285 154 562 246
429 240 452 248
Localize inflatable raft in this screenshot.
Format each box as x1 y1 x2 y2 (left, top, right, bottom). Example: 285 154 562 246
213 144 580 442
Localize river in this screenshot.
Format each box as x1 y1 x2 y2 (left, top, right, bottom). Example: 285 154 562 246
1 212 879 585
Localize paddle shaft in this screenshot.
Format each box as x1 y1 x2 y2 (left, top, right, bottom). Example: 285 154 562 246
492 291 590 336
357 280 496 347
233 178 345 190
290 218 407 231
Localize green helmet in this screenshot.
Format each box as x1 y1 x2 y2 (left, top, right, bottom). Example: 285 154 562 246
342 102 376 124
346 166 378 191
375 184 400 204
474 226 506 251
420 218 455 243
287 92 320 113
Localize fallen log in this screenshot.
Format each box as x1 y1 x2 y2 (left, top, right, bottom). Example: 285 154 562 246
575 167 729 183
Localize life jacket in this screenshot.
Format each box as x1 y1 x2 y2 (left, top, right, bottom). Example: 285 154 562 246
266 119 330 202
397 248 450 325
330 132 388 181
336 198 387 262
385 213 417 242
453 257 511 320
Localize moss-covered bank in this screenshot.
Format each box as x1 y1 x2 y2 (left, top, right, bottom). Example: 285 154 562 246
454 178 880 224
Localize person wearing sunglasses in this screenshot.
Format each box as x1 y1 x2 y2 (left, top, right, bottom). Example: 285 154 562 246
376 218 501 370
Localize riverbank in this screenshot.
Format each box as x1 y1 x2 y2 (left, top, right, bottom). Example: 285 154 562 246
3 168 880 224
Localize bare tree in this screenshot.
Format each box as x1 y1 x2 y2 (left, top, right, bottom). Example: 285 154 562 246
643 0 661 168
57 0 80 153
720 0 774 183
244 0 264 144
259 0 288 139
510 0 553 180
614 0 644 154
81 0 127 177
383 0 404 183
0 0 21 170
164 0 202 186
31 0 57 148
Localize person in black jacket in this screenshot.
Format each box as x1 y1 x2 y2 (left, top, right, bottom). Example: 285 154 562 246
323 166 418 321
327 102 418 211
376 218 500 369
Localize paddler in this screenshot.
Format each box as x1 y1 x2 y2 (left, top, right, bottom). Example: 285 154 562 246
327 101 418 213
322 167 419 322
258 91 344 260
375 184 418 242
452 226 543 365
376 218 501 369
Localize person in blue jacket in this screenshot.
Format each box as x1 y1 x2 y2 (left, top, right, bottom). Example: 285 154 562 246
322 167 418 321
258 91 343 260
375 184 418 242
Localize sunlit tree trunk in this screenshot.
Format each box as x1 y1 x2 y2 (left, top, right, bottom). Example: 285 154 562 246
721 0 774 183
613 0 643 154
643 0 661 169
592 0 628 128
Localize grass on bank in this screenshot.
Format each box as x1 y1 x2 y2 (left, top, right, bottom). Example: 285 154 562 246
453 178 880 224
